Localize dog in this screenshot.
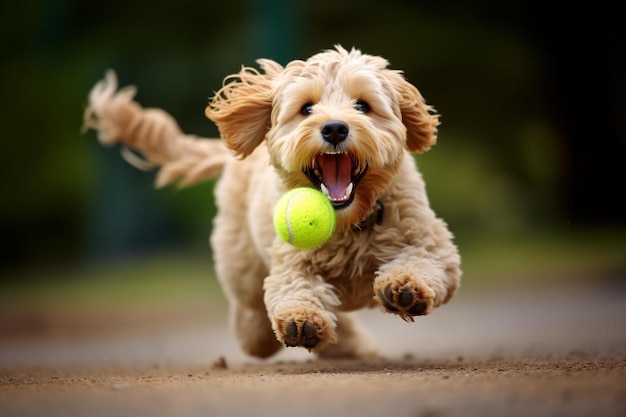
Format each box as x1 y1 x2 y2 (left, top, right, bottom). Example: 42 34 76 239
83 45 461 359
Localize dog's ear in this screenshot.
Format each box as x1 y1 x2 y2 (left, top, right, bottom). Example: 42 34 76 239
206 60 282 158
387 71 439 153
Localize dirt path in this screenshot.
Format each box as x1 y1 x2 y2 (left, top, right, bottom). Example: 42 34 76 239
2 281 625 417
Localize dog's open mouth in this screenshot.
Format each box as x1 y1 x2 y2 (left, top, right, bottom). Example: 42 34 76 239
305 152 368 210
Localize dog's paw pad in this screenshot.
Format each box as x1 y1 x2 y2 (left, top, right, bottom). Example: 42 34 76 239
398 289 414 307
408 301 428 315
273 307 337 352
301 322 320 349
283 320 321 350
378 286 399 313
377 284 430 321
285 321 299 347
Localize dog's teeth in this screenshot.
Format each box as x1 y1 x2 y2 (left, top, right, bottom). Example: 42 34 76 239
320 182 354 202
345 182 353 198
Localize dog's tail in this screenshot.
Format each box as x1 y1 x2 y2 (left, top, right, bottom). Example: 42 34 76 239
82 70 230 188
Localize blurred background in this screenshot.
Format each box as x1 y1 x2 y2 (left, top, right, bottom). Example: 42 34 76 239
0 0 624 349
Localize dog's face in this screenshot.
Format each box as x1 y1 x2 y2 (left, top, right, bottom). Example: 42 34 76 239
206 45 439 230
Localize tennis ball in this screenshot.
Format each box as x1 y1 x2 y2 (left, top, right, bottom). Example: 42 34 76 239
273 187 337 249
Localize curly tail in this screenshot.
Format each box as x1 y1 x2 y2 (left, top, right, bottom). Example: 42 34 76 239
82 70 230 188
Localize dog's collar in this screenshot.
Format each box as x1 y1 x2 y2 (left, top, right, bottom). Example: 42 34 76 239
354 199 384 231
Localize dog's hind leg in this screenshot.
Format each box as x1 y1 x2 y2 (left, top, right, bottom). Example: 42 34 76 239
210 159 284 359
212 219 282 359
214 235 281 358
230 302 282 358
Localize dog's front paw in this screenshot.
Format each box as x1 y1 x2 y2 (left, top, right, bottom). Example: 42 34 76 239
374 269 436 322
272 306 337 352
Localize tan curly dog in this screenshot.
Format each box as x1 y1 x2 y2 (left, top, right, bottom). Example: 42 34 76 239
83 45 461 359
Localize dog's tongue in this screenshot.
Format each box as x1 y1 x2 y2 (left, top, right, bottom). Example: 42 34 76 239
316 153 352 200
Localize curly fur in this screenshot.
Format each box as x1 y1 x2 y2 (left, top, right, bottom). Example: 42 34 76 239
83 45 461 359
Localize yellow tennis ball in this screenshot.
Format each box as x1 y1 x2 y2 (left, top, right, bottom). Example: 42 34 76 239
273 187 337 249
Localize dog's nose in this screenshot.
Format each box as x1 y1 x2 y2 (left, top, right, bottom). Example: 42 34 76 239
321 120 349 145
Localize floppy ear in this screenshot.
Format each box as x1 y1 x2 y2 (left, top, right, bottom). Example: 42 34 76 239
205 59 282 158
387 71 440 153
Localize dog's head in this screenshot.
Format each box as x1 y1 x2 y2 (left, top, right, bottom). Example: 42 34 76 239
206 45 439 230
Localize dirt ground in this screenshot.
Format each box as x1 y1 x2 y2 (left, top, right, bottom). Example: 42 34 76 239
1 280 625 417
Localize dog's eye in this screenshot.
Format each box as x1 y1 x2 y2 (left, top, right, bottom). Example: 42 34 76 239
354 101 370 113
301 103 314 116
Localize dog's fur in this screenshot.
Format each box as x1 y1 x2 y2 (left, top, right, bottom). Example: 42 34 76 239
83 45 461 359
